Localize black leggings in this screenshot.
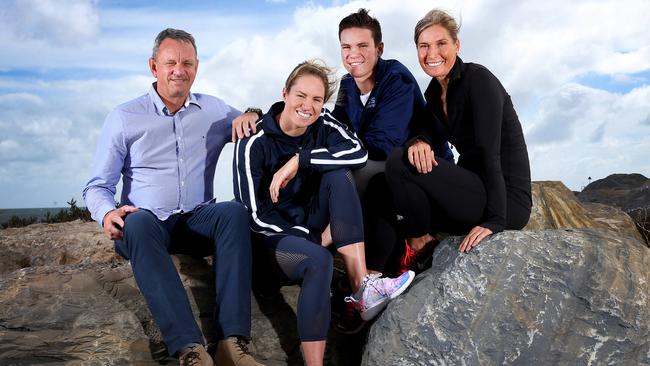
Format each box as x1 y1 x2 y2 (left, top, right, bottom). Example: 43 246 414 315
362 172 402 272
254 169 363 341
385 147 530 238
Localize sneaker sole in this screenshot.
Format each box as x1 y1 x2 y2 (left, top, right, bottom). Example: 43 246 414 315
359 271 416 321
360 297 390 321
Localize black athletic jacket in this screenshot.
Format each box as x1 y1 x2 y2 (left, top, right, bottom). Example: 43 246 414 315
412 57 532 233
233 101 368 237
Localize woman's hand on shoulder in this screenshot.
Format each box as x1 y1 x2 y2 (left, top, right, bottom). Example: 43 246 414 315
459 225 493 253
270 155 299 203
407 139 438 174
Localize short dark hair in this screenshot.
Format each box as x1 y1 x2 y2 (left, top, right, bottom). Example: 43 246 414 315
152 28 197 60
338 8 382 45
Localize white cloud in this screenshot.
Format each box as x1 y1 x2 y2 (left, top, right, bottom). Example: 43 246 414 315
0 75 150 207
526 84 650 189
1 0 649 207
0 93 44 105
1 0 100 46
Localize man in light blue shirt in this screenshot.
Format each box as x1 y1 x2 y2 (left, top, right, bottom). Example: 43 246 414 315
83 28 263 366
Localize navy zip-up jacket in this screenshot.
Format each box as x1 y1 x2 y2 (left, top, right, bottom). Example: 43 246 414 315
234 101 368 238
333 57 453 161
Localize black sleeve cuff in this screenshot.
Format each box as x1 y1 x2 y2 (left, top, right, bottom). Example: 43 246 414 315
298 150 310 168
244 107 263 120
481 221 504 234
405 135 433 148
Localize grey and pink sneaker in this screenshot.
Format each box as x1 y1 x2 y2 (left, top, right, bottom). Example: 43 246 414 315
344 270 415 321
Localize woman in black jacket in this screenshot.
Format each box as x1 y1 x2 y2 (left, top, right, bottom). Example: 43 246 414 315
234 60 414 365
385 9 532 258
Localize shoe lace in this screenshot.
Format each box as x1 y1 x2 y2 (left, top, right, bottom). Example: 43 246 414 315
343 273 388 306
400 242 417 269
366 273 392 297
180 347 202 366
234 337 252 356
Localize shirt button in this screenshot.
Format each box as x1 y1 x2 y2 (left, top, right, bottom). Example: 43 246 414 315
181 181 185 186
177 136 181 140
180 158 183 163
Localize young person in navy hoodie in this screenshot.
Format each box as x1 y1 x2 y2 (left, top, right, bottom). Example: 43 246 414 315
328 9 455 333
332 8 453 274
233 60 414 365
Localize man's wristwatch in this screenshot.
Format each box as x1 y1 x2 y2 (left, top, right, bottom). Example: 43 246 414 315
244 107 263 120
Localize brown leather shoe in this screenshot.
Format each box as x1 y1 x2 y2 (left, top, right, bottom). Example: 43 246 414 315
179 344 214 366
215 337 265 366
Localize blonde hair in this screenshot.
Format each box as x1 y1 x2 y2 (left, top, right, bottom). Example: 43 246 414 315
414 9 460 44
284 59 337 102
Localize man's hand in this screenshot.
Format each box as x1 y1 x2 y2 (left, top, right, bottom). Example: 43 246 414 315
269 155 299 203
102 205 139 240
459 225 493 253
231 112 260 142
407 139 438 174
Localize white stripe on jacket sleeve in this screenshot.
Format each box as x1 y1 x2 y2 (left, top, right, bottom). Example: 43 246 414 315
241 132 283 233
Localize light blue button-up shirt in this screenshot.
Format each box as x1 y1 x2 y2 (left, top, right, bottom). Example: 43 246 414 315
83 83 240 225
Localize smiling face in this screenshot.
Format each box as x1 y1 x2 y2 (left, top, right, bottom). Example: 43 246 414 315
279 74 326 136
149 38 198 106
340 27 383 88
417 24 460 82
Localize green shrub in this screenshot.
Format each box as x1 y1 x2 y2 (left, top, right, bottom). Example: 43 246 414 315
1 198 92 229
1 215 38 229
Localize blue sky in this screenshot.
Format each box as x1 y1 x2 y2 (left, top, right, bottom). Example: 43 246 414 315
1 0 649 208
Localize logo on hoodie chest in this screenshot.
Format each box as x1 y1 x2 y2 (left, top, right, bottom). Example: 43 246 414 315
366 97 376 109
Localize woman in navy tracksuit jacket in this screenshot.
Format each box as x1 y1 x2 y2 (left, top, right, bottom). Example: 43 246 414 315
234 102 367 241
233 60 414 364
333 56 455 275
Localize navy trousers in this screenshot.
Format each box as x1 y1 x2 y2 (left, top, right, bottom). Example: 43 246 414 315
114 201 252 355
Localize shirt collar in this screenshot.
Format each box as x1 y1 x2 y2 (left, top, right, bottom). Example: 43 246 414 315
373 57 387 84
448 56 464 83
148 82 201 116
424 56 465 97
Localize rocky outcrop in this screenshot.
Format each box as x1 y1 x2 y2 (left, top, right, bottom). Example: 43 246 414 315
0 221 351 365
525 181 644 243
1 180 648 365
0 220 118 276
578 173 650 245
362 229 650 365
0 262 163 364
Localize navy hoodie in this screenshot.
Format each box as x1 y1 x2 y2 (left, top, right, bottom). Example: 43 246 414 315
333 57 453 161
234 101 368 238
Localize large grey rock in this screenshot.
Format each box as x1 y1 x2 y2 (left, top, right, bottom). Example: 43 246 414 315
362 229 650 365
578 173 650 245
